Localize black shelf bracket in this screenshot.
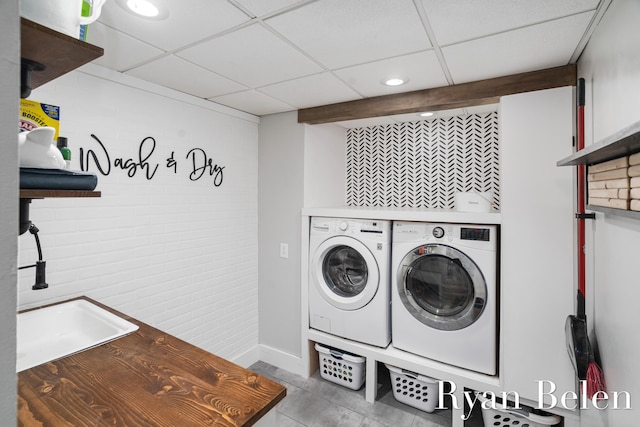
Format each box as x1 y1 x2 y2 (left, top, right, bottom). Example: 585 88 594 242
21 58 46 99
575 212 596 220
19 198 33 235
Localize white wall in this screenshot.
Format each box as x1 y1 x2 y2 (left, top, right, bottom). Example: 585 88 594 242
303 123 346 207
500 87 576 407
578 0 640 425
258 111 305 363
257 114 345 371
0 0 18 423
18 65 261 364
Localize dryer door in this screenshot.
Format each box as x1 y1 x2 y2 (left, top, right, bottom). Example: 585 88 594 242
397 244 486 331
310 236 379 311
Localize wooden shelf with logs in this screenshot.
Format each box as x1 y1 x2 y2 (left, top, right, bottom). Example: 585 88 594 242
558 120 640 220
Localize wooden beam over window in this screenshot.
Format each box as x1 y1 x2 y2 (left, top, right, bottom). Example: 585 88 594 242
298 64 577 124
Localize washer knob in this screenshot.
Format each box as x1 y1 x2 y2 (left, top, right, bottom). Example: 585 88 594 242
432 226 445 238
339 221 349 231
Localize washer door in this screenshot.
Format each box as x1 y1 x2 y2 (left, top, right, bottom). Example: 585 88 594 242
311 236 379 311
397 244 486 331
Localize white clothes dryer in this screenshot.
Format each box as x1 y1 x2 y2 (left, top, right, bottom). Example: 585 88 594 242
308 217 391 347
392 221 498 375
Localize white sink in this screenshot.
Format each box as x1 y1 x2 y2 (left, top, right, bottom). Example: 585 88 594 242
17 299 139 372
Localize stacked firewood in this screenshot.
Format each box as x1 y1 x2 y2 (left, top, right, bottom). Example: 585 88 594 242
632 153 640 211
587 153 640 210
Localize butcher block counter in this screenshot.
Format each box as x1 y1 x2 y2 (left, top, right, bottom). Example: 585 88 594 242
18 297 286 426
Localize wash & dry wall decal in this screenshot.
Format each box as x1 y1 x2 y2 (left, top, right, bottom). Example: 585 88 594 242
79 134 225 186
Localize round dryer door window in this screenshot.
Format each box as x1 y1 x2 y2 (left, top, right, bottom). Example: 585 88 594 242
311 236 379 310
398 244 486 331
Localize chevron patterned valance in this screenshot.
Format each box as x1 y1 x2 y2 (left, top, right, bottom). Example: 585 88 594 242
345 112 500 210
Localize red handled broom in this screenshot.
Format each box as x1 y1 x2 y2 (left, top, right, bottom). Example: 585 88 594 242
570 77 606 399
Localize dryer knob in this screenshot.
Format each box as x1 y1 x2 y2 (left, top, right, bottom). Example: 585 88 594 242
433 226 445 238
339 221 349 231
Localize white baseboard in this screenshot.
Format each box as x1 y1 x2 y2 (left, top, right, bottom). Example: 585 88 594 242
258 344 308 378
231 344 308 379
231 345 260 368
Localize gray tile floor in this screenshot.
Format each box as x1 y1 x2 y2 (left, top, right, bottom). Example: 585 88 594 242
249 361 485 427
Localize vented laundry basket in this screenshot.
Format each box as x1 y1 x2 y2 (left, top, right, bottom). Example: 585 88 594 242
386 364 439 413
315 343 365 390
476 392 562 427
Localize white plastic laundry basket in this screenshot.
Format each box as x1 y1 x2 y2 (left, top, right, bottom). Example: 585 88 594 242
476 392 562 427
315 343 365 390
386 364 439 413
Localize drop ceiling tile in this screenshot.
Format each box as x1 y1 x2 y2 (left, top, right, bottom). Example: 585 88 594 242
86 22 164 71
177 23 323 88
258 73 362 109
209 90 296 116
125 55 248 99
334 50 448 97
444 11 595 83
420 0 600 45
97 0 251 51
233 0 306 17
265 0 431 69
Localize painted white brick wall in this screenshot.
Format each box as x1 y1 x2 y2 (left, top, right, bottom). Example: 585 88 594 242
18 66 260 361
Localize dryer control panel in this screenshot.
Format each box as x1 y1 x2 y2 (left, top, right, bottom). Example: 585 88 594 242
432 226 445 238
393 221 497 251
460 227 491 242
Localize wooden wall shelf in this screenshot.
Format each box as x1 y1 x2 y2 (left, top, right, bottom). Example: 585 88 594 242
21 18 104 92
558 121 640 220
557 120 640 166
20 189 101 199
587 205 640 220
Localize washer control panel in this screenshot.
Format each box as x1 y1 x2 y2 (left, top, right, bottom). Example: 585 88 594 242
310 217 391 240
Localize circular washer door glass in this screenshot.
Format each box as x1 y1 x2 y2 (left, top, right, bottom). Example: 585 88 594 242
398 244 486 330
311 235 380 311
322 245 368 297
406 255 473 317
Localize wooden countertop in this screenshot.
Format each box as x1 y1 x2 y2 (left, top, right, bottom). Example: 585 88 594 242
18 297 286 426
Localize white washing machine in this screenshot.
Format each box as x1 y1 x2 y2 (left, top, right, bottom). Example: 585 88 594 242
392 221 498 375
308 217 391 347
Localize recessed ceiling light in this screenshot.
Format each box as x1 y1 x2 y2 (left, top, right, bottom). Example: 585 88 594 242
419 112 434 117
117 0 168 19
127 0 159 17
384 78 406 86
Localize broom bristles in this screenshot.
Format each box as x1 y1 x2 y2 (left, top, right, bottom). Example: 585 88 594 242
586 362 607 400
